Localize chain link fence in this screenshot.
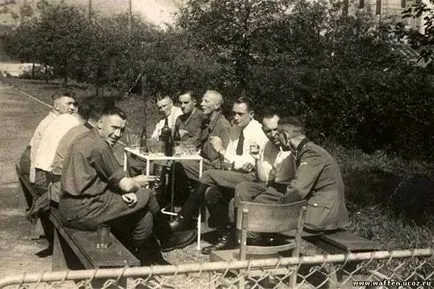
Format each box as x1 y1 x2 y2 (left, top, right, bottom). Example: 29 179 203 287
0 248 432 289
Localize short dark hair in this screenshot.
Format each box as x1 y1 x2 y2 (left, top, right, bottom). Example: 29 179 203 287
78 96 115 121
261 106 280 120
101 106 127 120
278 116 305 135
180 91 196 101
234 96 254 112
156 93 172 102
51 89 76 104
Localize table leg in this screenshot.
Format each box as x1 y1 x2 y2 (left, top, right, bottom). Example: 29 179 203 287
170 162 176 221
197 159 203 250
123 151 127 172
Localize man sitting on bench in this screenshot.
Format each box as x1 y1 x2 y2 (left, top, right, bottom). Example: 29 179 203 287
234 113 350 238
59 107 196 265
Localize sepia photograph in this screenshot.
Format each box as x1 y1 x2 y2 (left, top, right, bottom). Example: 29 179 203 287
0 0 432 288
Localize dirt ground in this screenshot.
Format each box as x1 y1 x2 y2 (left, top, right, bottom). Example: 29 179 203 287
0 80 209 283
0 81 52 279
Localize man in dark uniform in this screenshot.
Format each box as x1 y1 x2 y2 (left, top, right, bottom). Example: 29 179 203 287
235 115 350 234
59 107 196 265
174 91 205 146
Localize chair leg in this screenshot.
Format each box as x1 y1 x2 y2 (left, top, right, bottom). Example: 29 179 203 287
324 263 339 289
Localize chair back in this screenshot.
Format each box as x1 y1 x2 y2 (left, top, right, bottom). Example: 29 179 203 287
236 200 307 233
236 200 307 261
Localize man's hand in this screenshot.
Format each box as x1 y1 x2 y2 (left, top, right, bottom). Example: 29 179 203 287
179 129 189 138
267 168 276 185
122 192 137 207
134 175 158 187
236 162 253 173
210 136 224 153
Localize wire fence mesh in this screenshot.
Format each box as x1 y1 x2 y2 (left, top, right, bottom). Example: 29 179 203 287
0 248 432 289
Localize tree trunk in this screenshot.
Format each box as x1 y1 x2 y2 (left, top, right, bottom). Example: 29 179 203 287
31 63 35 79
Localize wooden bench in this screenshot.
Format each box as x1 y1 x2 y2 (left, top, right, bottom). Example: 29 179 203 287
49 208 140 270
15 163 50 239
306 229 378 254
305 229 378 288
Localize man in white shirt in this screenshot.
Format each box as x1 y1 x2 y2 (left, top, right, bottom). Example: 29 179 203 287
234 108 297 205
21 90 76 195
151 95 183 139
169 96 269 254
33 112 84 194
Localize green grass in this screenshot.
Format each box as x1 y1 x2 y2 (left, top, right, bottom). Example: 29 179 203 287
6 77 433 253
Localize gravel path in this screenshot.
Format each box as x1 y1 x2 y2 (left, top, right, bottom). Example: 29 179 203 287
0 81 51 280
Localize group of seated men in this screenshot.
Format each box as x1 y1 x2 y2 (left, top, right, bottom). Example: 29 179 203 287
19 88 350 265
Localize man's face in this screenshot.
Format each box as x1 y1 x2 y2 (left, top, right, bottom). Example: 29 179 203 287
179 93 196 115
55 96 76 114
200 93 219 115
262 115 280 146
156 97 173 117
97 114 127 146
232 102 252 127
277 125 297 148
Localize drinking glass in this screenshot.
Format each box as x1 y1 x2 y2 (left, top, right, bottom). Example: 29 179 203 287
174 141 183 156
96 224 111 249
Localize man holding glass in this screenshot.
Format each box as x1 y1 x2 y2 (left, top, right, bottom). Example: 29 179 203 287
234 110 350 237
59 107 196 265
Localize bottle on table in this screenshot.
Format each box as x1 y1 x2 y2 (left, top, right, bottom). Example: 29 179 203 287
160 117 173 156
139 125 148 154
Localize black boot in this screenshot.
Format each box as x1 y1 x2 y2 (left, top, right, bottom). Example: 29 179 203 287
169 182 209 231
160 229 197 252
135 237 171 266
201 225 234 255
169 215 188 232
151 210 197 252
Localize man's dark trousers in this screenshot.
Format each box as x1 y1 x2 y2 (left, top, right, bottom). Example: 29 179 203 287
200 169 255 229
59 188 158 248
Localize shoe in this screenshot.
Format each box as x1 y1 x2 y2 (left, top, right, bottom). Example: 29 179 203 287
151 251 171 265
201 228 233 255
140 251 171 266
169 215 188 232
161 229 197 252
259 276 281 288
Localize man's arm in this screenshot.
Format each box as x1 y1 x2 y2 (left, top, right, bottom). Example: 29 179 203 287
281 150 325 201
151 119 163 139
221 126 269 171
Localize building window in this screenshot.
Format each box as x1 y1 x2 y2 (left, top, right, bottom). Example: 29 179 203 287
401 0 406 8
376 0 381 15
360 0 365 8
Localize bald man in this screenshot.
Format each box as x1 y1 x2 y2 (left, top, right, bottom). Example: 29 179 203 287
174 90 231 182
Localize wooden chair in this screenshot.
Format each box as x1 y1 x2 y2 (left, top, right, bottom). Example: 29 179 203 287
211 200 307 288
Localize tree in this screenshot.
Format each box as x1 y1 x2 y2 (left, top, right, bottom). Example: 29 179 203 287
178 0 293 92
34 1 89 83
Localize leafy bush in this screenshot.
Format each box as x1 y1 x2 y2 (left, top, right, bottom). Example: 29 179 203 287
3 0 433 162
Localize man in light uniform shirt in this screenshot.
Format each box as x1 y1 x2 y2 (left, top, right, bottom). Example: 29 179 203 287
25 90 76 194
34 112 83 193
